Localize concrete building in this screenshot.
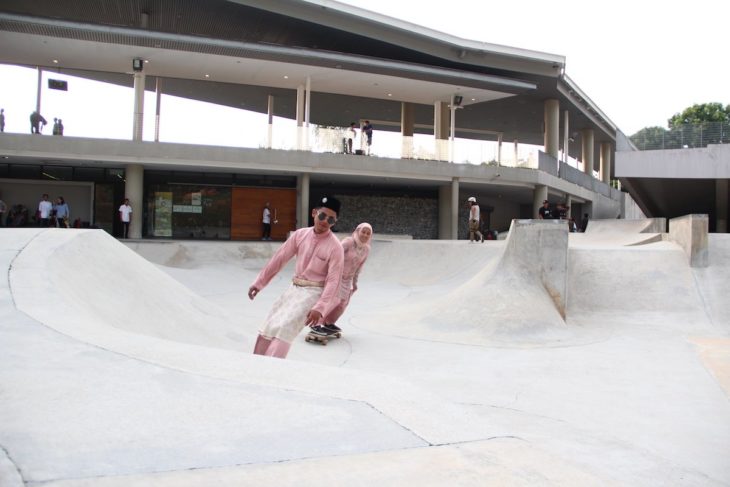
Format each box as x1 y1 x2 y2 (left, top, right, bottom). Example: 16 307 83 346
0 0 629 239
616 138 730 233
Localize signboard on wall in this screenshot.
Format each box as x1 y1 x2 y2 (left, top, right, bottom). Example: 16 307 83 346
48 79 68 91
153 192 173 237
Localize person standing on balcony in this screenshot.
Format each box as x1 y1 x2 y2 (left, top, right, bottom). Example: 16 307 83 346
248 195 344 359
30 111 47 134
361 120 373 155
347 122 358 154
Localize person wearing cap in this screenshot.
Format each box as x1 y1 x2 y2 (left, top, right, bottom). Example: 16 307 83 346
538 200 553 219
467 197 484 243
248 195 345 359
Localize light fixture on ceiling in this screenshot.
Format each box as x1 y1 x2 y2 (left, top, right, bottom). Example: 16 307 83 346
52 59 59 64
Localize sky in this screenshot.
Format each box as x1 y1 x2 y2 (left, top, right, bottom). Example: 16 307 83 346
0 0 727 139
336 0 730 135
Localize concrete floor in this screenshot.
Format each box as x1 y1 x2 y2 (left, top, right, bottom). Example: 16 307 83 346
1 224 729 486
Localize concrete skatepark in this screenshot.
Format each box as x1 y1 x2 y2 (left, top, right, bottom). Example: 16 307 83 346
1 219 729 486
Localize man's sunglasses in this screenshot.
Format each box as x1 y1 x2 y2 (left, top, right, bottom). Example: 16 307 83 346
316 212 337 226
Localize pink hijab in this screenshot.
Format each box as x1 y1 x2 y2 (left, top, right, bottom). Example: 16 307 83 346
352 222 373 253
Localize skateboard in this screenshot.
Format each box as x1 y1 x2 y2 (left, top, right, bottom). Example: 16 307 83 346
305 330 342 346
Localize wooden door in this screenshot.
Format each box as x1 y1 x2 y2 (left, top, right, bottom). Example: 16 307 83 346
231 187 297 240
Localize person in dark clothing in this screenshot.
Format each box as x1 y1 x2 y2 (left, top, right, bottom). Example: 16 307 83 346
30 111 47 134
538 200 553 219
361 120 373 154
581 213 590 232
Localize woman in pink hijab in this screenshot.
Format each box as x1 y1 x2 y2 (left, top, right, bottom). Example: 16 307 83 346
316 222 372 335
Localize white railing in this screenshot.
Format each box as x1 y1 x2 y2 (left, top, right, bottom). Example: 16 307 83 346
254 122 542 168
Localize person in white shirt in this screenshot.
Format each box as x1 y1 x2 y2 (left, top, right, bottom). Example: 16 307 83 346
118 198 132 238
347 122 358 154
261 202 272 240
467 196 484 243
38 194 53 227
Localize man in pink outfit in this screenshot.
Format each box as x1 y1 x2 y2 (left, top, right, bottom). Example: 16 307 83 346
248 196 344 358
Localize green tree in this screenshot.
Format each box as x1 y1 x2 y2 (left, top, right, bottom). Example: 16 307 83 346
668 102 730 127
630 126 668 150
630 102 730 149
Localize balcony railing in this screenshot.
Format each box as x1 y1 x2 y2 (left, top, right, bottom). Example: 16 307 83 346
630 122 730 151
253 124 541 169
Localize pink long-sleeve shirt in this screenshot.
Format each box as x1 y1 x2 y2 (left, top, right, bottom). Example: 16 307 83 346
252 227 344 316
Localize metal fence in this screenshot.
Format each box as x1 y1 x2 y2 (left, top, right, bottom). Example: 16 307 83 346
631 122 730 150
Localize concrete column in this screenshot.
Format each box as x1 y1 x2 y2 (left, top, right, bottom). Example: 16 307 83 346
125 164 144 238
717 179 728 233
296 85 305 150
449 96 458 163
497 133 503 165
267 95 274 149
304 76 311 149
600 142 612 184
133 72 145 141
36 67 42 114
562 110 570 164
434 101 449 160
565 194 573 220
451 177 459 239
154 77 162 142
533 185 548 218
544 99 560 160
297 173 310 229
581 128 594 176
438 184 452 240
401 102 415 158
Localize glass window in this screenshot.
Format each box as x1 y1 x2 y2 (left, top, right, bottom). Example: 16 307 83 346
146 184 231 239
42 166 73 181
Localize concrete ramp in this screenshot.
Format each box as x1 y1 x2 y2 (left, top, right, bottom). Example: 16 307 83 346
693 234 730 329
352 220 570 346
585 218 666 235
567 240 712 329
9 229 248 351
575 218 665 247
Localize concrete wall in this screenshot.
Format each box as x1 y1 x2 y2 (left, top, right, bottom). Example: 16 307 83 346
616 144 730 179
623 192 647 220
333 194 439 239
668 214 709 267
